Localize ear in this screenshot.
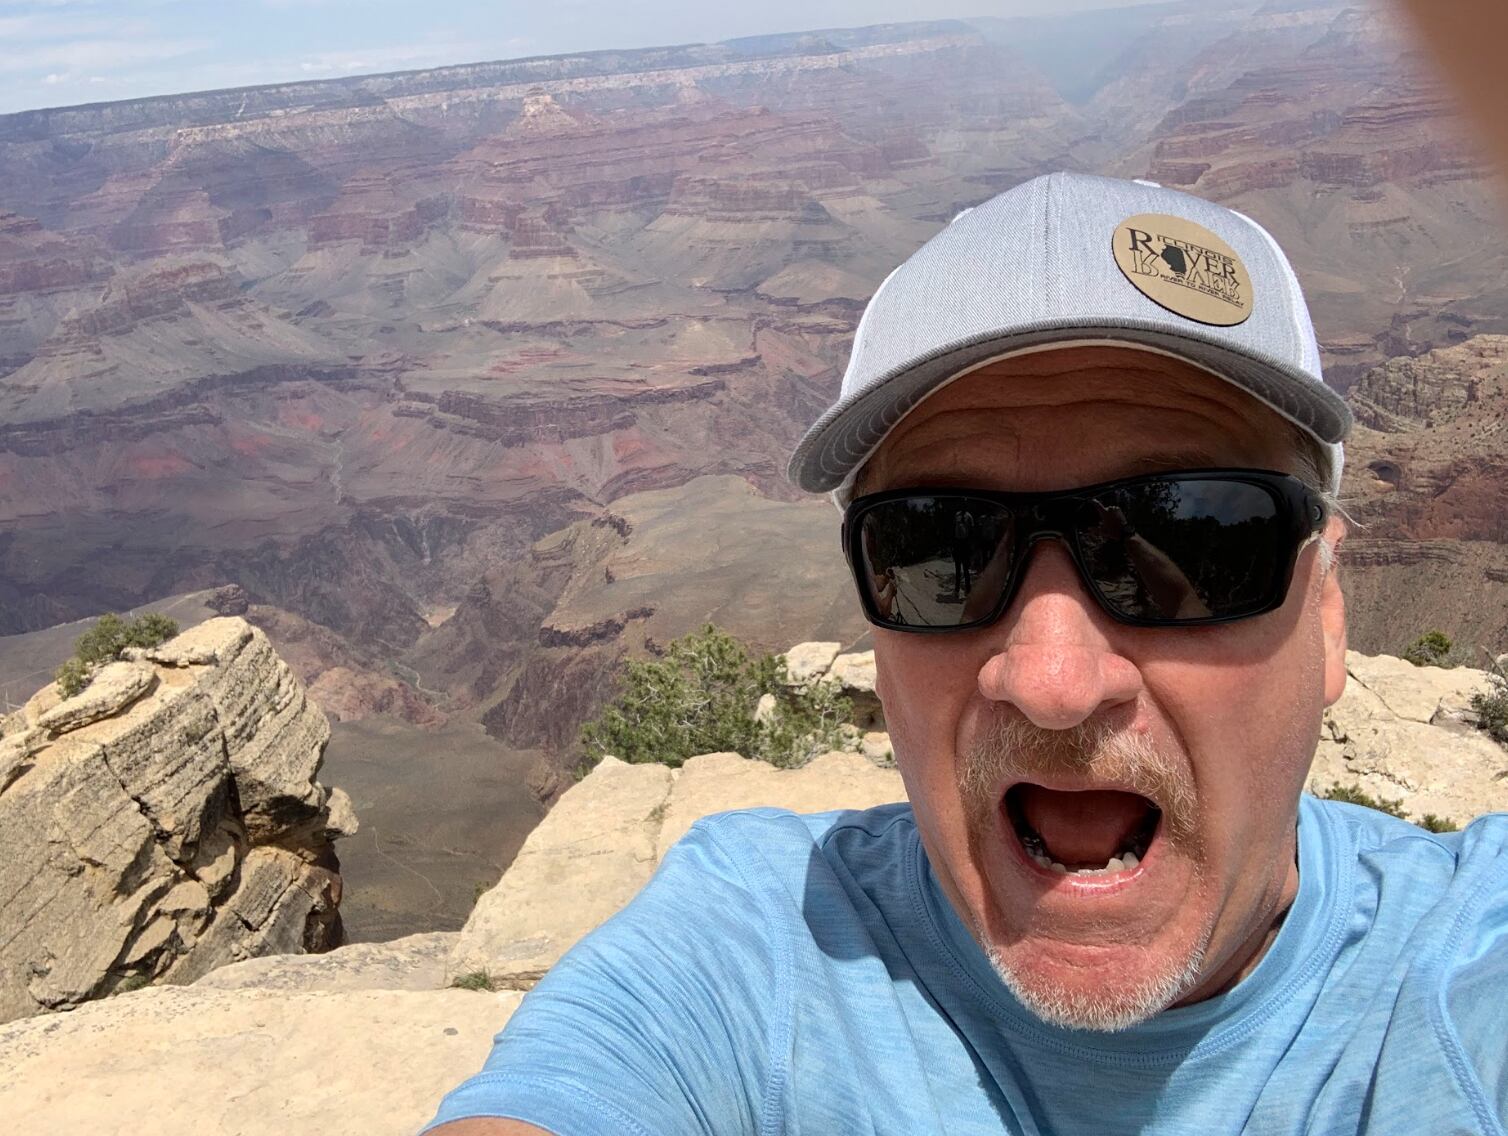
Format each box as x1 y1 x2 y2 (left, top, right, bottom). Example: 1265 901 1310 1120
1318 516 1348 706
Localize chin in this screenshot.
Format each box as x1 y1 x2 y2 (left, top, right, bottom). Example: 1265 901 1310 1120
982 931 1212 1032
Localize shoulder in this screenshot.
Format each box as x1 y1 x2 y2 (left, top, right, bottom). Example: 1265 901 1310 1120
1306 796 1508 927
1301 797 1508 981
671 801 919 886
1311 799 1508 1122
640 802 920 935
1305 794 1507 880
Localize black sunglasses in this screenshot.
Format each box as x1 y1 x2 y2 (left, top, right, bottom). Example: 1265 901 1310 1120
842 469 1326 632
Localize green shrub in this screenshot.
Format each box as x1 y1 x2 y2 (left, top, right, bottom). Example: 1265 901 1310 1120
451 971 495 991
756 661 854 769
74 613 129 665
1319 782 1409 819
1319 782 1461 833
112 974 150 995
1401 630 1454 668
1469 658 1508 746
53 612 179 699
54 657 89 699
124 612 179 649
580 624 852 772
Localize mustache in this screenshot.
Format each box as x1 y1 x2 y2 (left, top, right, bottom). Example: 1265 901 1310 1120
959 713 1198 845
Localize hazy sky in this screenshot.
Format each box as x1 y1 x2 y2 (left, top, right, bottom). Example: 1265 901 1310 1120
0 0 1171 115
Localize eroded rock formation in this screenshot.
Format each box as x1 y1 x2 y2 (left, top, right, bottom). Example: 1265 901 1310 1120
0 616 355 1023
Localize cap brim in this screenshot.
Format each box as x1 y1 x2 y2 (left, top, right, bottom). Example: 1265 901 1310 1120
787 319 1353 495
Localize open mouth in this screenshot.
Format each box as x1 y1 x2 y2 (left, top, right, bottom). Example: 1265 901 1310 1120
1004 783 1161 877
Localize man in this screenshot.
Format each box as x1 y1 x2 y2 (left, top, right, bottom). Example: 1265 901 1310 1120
427 174 1507 1134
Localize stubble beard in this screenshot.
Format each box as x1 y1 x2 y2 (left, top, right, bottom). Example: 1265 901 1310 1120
959 714 1216 1032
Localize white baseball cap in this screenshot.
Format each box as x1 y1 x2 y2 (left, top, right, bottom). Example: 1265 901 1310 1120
788 172 1349 504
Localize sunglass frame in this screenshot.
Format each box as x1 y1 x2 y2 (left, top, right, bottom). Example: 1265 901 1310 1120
841 468 1327 633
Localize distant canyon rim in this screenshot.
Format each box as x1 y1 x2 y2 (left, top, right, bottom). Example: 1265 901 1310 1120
2 1 1507 938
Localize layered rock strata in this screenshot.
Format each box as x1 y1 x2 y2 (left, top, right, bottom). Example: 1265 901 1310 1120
1338 336 1508 657
0 616 355 1023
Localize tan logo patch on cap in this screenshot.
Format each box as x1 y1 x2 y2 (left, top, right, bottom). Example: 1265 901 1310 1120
1111 213 1253 327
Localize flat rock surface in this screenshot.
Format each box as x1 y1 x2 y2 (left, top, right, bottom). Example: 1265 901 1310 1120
196 932 457 993
0 986 520 1136
36 660 155 732
1342 651 1493 724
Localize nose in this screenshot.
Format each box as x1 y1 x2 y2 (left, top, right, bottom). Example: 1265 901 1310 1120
976 540 1143 729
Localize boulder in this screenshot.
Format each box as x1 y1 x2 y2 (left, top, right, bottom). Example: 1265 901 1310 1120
446 756 675 988
36 660 156 733
206 583 250 616
0 617 353 1023
0 986 521 1136
861 730 895 766
826 649 883 728
1307 650 1507 826
782 641 842 686
449 748 903 987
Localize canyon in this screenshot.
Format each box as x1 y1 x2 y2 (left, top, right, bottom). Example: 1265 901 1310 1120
2 1 1507 940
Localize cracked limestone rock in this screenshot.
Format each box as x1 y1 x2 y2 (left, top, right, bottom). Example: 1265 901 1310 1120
446 756 674 988
826 649 883 729
36 660 156 733
0 617 354 1024
781 641 842 686
1308 650 1507 826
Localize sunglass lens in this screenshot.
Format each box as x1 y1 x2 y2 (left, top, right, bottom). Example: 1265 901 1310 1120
857 497 1013 627
1079 479 1288 621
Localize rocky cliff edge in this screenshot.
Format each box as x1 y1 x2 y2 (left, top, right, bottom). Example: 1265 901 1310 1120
0 616 356 1024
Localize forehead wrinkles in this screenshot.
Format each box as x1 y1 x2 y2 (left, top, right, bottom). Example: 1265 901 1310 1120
865 355 1291 488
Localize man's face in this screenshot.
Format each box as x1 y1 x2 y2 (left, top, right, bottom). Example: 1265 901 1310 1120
860 346 1348 1030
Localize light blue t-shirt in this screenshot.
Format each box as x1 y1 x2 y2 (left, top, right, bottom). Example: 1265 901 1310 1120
426 795 1508 1135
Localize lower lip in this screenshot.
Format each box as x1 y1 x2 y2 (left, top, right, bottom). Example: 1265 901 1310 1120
1000 808 1158 896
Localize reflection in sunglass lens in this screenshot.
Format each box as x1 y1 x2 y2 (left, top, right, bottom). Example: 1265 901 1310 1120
1078 480 1284 621
857 497 1013 628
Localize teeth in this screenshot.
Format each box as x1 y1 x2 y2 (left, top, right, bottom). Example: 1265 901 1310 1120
1031 850 1142 876
1012 810 1154 877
